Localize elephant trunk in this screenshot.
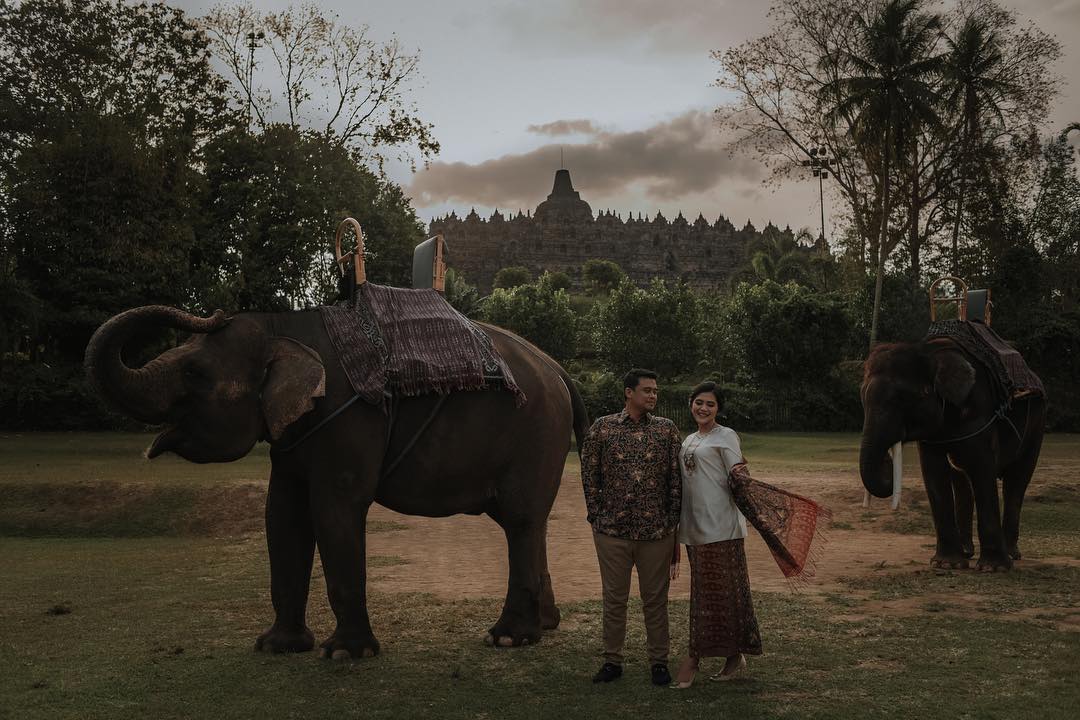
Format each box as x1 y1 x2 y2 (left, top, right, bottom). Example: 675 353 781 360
84 305 228 424
859 419 901 499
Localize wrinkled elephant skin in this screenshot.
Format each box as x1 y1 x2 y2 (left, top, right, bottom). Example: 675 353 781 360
85 306 588 658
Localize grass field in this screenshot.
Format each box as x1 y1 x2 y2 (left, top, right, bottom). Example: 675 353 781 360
1 432 1078 719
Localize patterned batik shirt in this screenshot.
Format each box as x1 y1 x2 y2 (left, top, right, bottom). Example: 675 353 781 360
580 410 683 541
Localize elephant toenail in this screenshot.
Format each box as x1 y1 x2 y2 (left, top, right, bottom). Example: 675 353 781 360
331 649 351 660
362 648 374 658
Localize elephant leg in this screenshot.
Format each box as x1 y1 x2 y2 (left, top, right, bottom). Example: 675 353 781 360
918 445 968 569
1002 432 1043 561
539 521 561 630
312 470 380 660
256 467 316 653
964 453 1012 572
485 513 546 647
950 464 975 559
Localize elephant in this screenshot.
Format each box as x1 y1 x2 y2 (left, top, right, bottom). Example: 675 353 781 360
85 304 588 658
859 337 1045 572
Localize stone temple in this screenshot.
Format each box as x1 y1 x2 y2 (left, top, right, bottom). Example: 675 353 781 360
428 168 794 292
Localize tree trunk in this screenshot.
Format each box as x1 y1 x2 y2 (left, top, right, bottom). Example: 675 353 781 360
909 135 921 283
869 127 892 351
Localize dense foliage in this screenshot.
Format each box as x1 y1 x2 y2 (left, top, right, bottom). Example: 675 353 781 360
482 272 577 361
0 0 428 429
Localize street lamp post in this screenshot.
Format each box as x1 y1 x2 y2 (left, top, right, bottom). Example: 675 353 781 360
802 146 831 247
245 29 265 128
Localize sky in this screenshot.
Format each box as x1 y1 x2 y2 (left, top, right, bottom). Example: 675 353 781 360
175 0 1079 236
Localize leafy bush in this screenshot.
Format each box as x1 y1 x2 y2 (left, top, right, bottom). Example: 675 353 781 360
492 266 532 290
482 272 577 360
589 278 702 376
582 259 625 294
545 270 573 291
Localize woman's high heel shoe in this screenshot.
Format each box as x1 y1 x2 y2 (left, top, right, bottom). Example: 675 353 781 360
712 654 748 681
674 657 699 689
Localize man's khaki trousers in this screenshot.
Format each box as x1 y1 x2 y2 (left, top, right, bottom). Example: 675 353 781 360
592 530 676 666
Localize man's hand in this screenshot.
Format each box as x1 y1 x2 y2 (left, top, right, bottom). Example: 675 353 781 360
669 541 681 580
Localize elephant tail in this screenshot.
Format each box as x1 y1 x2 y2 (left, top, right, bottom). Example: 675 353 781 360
557 367 589 456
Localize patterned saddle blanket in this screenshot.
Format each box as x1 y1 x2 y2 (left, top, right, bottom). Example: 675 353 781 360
320 283 526 408
925 320 1045 402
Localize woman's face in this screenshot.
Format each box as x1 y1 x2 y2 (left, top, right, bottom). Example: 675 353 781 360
690 391 719 426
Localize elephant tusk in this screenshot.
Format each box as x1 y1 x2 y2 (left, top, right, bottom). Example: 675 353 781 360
862 488 871 508
890 441 903 510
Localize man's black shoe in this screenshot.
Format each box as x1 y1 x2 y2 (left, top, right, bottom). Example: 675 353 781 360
592 662 623 683
651 663 672 686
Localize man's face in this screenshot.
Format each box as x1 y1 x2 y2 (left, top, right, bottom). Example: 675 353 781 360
625 377 658 414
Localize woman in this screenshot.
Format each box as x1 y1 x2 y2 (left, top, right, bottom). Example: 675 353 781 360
672 381 831 688
673 381 759 686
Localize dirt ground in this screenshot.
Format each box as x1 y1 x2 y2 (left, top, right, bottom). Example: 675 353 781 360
366 469 947 602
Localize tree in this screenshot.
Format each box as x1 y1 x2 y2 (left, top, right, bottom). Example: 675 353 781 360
823 0 944 349
939 2 1059 275
0 0 234 363
582 258 625 294
443 268 481 318
743 226 816 286
589 278 701 376
715 0 1059 345
202 2 438 171
196 125 425 312
492 266 532 290
545 270 573 292
482 273 577 361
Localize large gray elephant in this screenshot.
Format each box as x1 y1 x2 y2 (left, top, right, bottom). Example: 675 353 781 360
85 305 587 658
859 338 1045 572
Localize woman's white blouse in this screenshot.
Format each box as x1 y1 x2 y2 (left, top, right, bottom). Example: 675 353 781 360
678 426 747 545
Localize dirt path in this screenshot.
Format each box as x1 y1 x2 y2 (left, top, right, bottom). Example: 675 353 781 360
366 469 932 601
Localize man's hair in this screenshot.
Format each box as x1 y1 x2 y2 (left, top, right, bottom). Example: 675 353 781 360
623 368 658 390
688 380 724 411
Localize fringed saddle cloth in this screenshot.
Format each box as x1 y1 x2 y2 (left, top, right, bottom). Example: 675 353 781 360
926 320 1045 403
320 283 526 408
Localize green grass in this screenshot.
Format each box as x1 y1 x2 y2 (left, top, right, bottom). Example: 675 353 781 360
1 431 1078 718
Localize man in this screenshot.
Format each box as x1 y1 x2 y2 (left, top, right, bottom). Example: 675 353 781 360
580 368 682 686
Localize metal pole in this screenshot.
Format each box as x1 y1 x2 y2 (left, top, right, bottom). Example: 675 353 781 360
819 172 826 245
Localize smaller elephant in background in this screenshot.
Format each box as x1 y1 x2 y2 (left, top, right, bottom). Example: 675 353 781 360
859 337 1045 571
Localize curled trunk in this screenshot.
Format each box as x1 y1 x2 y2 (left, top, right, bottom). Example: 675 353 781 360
859 424 899 499
84 305 227 424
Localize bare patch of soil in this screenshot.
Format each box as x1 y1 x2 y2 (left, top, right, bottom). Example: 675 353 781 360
366 468 937 601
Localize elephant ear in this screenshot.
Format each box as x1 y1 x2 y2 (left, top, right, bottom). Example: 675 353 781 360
262 337 326 441
933 349 976 407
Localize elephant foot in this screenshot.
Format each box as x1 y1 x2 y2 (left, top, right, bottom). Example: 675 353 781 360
1007 545 1022 561
484 618 541 648
318 631 380 660
976 555 1013 572
930 553 970 570
540 603 561 631
254 624 315 654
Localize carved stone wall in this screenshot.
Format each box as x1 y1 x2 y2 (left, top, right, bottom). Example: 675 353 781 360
428 169 789 292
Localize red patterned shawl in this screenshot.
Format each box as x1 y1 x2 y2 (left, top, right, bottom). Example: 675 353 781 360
728 464 831 586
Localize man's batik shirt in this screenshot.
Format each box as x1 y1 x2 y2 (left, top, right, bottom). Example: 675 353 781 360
580 410 682 540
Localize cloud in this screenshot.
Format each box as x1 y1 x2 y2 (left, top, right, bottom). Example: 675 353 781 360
492 0 769 56
409 109 766 211
527 119 602 136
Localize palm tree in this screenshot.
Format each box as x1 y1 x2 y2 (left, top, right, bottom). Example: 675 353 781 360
744 226 815 286
941 17 1012 275
824 0 943 349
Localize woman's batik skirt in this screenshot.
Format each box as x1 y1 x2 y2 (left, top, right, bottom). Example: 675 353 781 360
687 538 763 658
